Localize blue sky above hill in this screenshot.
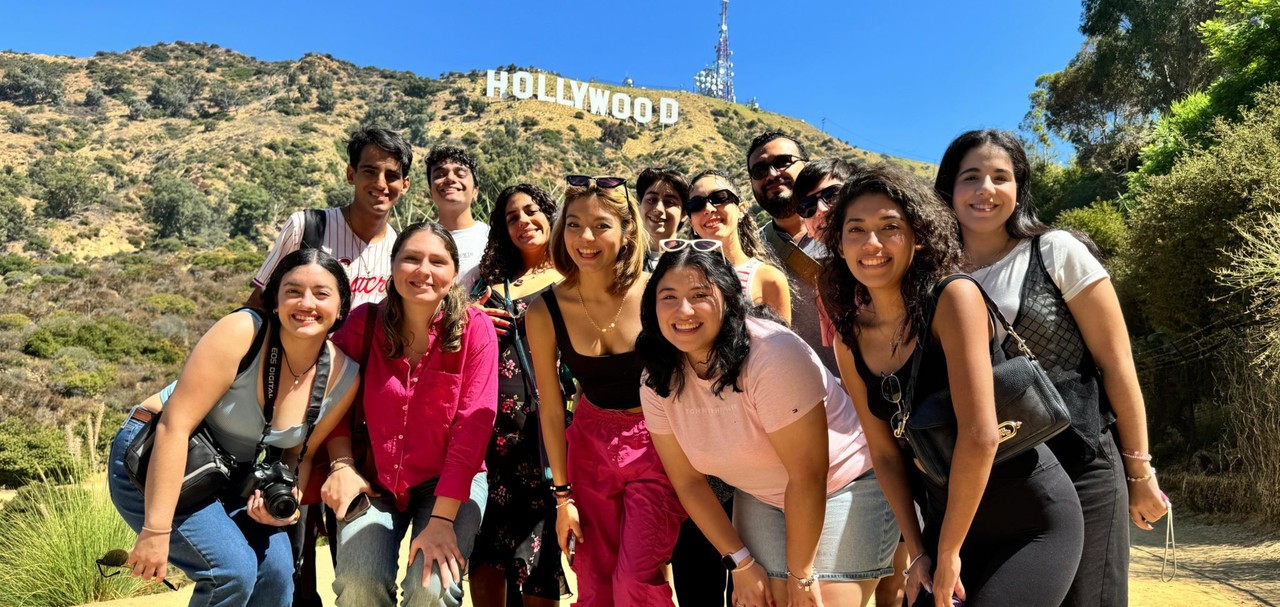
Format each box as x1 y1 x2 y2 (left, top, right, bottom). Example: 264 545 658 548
2 0 1084 163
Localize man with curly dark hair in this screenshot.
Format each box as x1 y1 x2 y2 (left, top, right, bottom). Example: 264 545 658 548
427 145 489 281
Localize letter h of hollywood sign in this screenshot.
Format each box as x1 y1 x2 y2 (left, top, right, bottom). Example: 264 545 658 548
486 70 679 125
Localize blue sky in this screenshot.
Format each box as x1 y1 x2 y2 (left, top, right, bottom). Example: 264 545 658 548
1 1 1084 164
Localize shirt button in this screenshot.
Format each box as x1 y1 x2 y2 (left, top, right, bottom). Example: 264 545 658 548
398 434 404 439
393 464 399 469
402 406 408 412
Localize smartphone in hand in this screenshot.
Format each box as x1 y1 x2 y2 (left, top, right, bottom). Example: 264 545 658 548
343 493 372 522
567 534 576 566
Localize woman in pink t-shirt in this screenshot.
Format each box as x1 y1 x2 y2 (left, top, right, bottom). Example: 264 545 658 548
636 246 898 607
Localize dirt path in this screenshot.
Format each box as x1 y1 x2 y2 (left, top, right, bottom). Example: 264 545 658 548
83 514 1278 607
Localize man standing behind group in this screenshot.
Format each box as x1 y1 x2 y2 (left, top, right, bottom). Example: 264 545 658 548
747 132 836 371
246 125 411 607
427 145 490 281
637 167 688 271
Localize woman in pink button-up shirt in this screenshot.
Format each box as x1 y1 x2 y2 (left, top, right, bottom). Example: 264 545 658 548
323 221 498 607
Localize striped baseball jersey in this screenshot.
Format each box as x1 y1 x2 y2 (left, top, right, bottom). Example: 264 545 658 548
252 207 396 307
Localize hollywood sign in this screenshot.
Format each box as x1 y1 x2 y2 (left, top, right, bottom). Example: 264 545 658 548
485 70 680 125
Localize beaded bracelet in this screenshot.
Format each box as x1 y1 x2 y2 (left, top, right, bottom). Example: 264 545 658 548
1127 467 1156 483
1121 449 1153 462
555 498 576 510
330 456 355 470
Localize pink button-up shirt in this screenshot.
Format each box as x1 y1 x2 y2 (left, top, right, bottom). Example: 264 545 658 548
332 303 498 510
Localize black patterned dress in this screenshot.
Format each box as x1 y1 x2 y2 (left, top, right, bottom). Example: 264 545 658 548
472 284 570 600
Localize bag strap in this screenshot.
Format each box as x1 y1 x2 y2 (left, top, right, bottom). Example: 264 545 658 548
231 307 268 376
255 320 333 467
763 223 820 285
301 208 327 250
504 280 542 410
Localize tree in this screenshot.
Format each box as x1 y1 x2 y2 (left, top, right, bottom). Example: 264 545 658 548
208 81 242 115
0 195 31 242
0 60 65 106
316 87 337 113
29 156 106 219
142 175 218 240
147 73 204 118
228 183 272 239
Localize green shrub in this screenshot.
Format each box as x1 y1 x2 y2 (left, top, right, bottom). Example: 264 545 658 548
0 313 30 330
1219 213 1280 371
0 481 163 605
29 155 107 219
5 110 30 134
0 60 65 106
0 420 74 489
191 247 265 274
142 175 222 241
0 254 33 276
1054 202 1128 260
22 316 181 364
143 293 197 315
49 347 117 397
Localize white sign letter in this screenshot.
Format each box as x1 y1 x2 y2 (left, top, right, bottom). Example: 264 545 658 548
536 74 552 102
659 97 680 125
571 80 590 110
633 97 653 123
611 93 631 120
588 87 611 116
512 71 534 100
486 70 508 98
556 78 575 106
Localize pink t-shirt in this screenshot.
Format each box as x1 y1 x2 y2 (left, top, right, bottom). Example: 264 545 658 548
641 318 872 509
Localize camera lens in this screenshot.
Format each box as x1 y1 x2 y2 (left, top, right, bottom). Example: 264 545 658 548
262 483 298 519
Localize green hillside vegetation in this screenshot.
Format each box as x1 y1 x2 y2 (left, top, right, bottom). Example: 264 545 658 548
0 42 932 487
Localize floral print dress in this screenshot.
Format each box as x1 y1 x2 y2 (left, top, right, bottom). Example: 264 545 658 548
472 284 571 599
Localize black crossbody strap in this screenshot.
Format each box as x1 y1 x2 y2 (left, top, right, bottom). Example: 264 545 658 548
256 320 333 465
229 307 268 376
292 343 332 468
505 280 543 411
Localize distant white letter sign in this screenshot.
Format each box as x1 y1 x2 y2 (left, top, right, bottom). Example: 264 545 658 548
486 70 679 125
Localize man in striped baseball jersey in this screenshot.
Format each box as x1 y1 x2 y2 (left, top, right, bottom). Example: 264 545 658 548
247 126 412 309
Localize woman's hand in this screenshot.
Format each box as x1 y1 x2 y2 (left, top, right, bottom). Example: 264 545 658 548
246 488 301 527
321 465 377 520
730 560 775 607
787 573 824 607
904 553 933 606
473 287 513 337
555 501 583 558
126 529 170 584
1128 473 1169 531
931 552 966 607
409 517 464 588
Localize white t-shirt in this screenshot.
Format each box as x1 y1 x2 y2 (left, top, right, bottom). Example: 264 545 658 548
971 230 1109 330
640 317 872 509
252 207 396 308
451 222 491 280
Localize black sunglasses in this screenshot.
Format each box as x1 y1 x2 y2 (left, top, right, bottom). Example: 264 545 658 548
798 184 841 219
684 189 740 214
748 154 807 180
881 373 909 438
566 175 627 189
97 549 178 591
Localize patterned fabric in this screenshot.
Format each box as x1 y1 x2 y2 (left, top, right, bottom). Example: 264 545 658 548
735 257 764 295
253 207 396 307
471 285 570 599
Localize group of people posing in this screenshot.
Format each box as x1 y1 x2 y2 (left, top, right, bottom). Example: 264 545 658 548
106 125 1170 607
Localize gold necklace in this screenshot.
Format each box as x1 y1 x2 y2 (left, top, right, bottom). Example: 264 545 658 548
576 285 628 334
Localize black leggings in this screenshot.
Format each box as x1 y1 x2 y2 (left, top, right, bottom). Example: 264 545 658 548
914 443 1084 606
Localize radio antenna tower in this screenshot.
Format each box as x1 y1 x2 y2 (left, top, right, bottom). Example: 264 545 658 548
694 0 735 103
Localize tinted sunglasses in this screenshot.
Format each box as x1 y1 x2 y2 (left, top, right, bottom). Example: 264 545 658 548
798 184 841 219
748 154 807 180
566 175 627 189
882 373 909 438
658 238 725 258
684 189 740 215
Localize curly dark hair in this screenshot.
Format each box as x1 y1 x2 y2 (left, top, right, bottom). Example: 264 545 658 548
637 248 752 399
476 184 559 287
818 163 964 350
426 145 481 193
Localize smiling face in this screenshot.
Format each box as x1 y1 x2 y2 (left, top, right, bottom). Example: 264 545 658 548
392 230 457 309
688 176 744 243
345 145 409 219
276 263 343 337
562 195 625 272
748 138 807 218
951 144 1018 237
429 159 478 217
641 180 684 245
655 265 725 365
503 191 551 256
838 193 918 292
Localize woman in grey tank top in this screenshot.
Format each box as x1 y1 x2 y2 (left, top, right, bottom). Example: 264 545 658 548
106 249 361 607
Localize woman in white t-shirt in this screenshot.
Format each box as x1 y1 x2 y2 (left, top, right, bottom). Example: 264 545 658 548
934 129 1168 607
636 245 898 607
685 169 791 323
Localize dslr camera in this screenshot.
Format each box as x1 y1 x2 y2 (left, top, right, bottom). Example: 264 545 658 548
238 460 298 520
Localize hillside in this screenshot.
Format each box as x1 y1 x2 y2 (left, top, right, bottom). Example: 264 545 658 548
0 42 932 456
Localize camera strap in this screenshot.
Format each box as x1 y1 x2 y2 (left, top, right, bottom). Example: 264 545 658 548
257 321 333 469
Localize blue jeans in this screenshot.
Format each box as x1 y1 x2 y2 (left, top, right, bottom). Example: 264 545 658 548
107 410 294 607
333 472 488 607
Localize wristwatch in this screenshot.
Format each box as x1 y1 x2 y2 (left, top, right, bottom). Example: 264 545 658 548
722 546 751 571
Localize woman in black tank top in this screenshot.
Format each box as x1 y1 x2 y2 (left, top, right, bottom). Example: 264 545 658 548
524 177 684 606
819 165 1084 607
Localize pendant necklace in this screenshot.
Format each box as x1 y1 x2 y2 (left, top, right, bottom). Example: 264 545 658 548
283 349 319 387
577 285 628 334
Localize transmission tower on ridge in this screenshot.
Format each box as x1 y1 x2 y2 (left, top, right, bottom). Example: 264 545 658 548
694 0 735 103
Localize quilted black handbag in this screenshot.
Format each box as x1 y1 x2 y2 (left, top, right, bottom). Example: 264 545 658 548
900 275 1072 486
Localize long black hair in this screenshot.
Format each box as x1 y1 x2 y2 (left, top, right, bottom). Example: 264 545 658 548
818 164 964 350
637 249 752 399
261 248 353 334
476 183 559 286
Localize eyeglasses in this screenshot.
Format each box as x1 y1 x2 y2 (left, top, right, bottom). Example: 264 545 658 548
566 175 627 189
881 373 909 438
748 154 807 180
683 189 740 215
97 549 178 591
658 238 724 257
798 184 841 219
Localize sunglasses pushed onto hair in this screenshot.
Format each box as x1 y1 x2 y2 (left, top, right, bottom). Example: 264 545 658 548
683 189 740 215
566 175 627 189
748 154 807 180
798 184 841 219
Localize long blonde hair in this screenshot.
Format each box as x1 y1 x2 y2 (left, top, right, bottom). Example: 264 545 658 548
549 185 648 295
381 221 468 355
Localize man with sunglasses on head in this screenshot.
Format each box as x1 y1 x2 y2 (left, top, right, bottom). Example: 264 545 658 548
746 132 837 372
427 145 490 282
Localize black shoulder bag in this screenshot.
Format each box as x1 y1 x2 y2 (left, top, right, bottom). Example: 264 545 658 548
900 275 1072 486
124 308 268 512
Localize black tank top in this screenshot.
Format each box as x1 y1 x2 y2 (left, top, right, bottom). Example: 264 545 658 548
853 337 948 424
542 290 644 410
